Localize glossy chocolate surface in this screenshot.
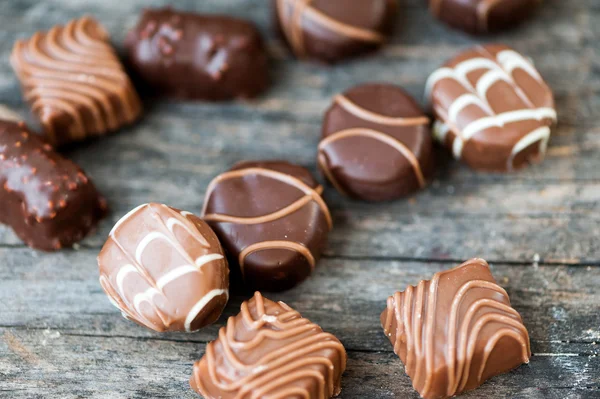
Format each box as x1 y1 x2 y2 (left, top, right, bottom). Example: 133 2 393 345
273 0 397 63
319 83 433 201
426 44 556 172
126 7 269 101
0 120 106 250
428 0 540 34
191 292 347 398
381 258 531 399
11 17 142 148
98 203 229 333
202 161 331 292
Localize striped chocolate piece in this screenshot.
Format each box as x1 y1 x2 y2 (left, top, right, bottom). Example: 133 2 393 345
319 83 433 201
381 258 531 399
427 0 541 34
202 161 332 292
426 44 556 172
190 292 347 398
273 0 397 63
98 203 229 333
0 120 107 250
11 17 142 147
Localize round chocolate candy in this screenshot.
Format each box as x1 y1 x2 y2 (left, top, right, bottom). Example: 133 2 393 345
98 203 229 333
202 161 332 292
273 0 397 64
425 44 556 172
318 83 434 202
427 0 541 35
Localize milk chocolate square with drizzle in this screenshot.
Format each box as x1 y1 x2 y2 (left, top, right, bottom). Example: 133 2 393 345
381 258 531 399
190 292 347 398
11 17 142 147
426 44 556 172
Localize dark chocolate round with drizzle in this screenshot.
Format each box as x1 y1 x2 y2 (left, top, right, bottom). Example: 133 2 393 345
273 0 397 64
202 161 332 292
427 0 541 35
319 83 433 202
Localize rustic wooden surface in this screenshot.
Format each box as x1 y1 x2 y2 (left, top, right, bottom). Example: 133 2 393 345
1 0 599 398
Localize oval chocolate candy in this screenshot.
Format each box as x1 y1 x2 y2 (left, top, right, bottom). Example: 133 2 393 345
426 44 556 172
202 161 332 292
98 203 229 333
318 83 434 202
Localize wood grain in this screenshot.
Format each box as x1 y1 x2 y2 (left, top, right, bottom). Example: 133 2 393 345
0 0 599 398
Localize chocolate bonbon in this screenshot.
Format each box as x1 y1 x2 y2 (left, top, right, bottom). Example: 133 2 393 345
426 44 556 171
11 17 142 148
126 7 269 101
98 203 229 332
319 83 433 201
427 0 540 34
0 120 106 251
190 291 347 398
273 0 397 64
381 258 531 399
202 161 331 292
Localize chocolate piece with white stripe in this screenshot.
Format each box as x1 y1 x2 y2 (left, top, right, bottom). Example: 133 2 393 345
319 83 433 202
426 44 556 172
273 0 397 64
98 203 229 332
202 161 332 292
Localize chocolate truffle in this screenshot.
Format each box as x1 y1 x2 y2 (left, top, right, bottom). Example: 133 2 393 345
202 161 332 292
98 203 229 333
427 0 541 35
191 292 347 398
0 120 107 251
273 0 397 64
11 17 142 148
425 44 556 172
381 258 531 399
125 7 269 101
319 83 433 201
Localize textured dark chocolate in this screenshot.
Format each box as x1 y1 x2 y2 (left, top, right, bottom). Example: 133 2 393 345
273 0 397 64
191 292 347 398
202 161 331 292
98 203 229 333
0 120 106 250
319 83 433 201
427 0 541 35
126 7 269 101
381 258 531 399
425 44 556 172
11 17 142 148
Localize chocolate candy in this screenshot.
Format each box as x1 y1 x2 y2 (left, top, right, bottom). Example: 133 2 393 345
425 44 556 172
125 8 269 101
202 161 332 292
191 292 347 398
0 120 106 251
11 17 142 148
98 203 229 333
319 83 433 201
381 258 531 399
273 0 397 64
427 0 540 34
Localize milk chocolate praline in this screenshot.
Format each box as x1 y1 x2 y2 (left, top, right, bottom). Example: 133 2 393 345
98 203 229 333
273 0 398 63
202 161 332 292
191 292 347 398
126 7 269 101
0 120 106 251
319 83 433 201
427 0 541 35
381 258 531 399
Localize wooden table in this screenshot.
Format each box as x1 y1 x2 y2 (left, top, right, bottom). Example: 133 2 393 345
1 1 599 398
